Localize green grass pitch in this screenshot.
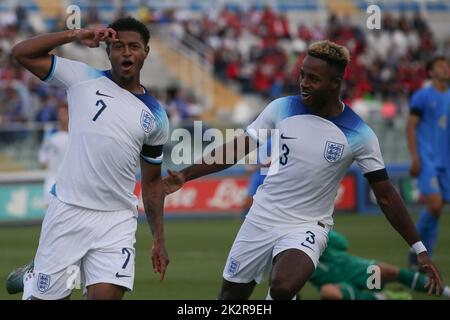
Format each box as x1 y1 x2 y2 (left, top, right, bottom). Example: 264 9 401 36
1 212 449 300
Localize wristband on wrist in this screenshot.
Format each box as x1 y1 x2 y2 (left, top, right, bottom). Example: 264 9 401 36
411 241 427 255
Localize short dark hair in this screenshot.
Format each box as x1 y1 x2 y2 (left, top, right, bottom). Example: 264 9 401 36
426 55 448 72
108 16 150 45
307 40 350 76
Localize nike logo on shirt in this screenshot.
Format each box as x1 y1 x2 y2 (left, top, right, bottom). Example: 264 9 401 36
280 133 296 139
96 90 113 98
115 272 131 278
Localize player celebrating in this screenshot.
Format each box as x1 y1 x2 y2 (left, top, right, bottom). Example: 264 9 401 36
163 40 443 300
11 17 169 300
406 56 450 267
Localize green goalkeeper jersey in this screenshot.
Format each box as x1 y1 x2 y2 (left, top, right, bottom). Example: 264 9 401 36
309 231 375 288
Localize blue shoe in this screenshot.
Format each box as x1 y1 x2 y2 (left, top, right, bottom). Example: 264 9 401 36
5 261 34 295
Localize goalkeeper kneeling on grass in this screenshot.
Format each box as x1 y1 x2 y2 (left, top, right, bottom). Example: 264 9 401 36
309 230 450 300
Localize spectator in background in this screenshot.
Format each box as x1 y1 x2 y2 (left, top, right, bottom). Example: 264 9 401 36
114 5 129 20
380 96 397 127
85 5 102 27
35 94 57 123
15 4 33 33
4 86 25 123
166 86 189 125
39 103 69 206
185 92 203 121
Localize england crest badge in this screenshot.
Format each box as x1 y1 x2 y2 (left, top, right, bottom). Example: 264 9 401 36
37 273 51 293
140 110 154 133
324 141 344 163
227 257 240 277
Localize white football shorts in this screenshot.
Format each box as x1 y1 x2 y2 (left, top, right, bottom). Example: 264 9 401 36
32 196 138 300
222 218 330 284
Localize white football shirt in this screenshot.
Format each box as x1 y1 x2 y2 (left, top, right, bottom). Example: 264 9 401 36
246 96 385 227
43 55 169 211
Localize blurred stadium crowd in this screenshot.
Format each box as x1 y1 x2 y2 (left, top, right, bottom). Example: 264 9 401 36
174 7 445 105
0 1 449 150
0 3 203 126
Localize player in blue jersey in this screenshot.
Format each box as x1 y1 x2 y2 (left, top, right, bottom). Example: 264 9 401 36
406 55 450 268
10 17 170 300
163 40 443 300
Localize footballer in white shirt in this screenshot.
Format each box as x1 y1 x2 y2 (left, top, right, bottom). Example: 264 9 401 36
12 17 169 300
38 103 69 206
163 40 443 300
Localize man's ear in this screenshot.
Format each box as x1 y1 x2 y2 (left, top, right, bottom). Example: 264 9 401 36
145 45 150 57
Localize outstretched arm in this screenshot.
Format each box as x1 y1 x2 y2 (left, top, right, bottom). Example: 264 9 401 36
140 159 169 282
371 179 443 294
163 134 256 194
183 134 254 181
12 28 117 79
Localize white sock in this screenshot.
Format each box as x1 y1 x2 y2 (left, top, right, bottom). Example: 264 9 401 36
443 286 450 299
373 292 387 300
22 270 35 300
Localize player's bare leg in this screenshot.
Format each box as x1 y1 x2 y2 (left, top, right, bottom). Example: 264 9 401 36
426 194 444 218
268 249 315 300
410 193 443 267
86 283 125 300
217 279 256 300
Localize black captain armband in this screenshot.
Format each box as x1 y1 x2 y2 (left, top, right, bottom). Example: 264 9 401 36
140 145 163 164
364 168 389 184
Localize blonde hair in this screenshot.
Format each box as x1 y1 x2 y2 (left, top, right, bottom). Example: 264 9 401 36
307 40 350 71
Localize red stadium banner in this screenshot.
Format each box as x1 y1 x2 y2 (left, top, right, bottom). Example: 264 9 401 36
135 177 249 216
134 174 357 216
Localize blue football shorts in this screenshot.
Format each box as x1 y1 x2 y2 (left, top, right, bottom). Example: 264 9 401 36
418 165 450 202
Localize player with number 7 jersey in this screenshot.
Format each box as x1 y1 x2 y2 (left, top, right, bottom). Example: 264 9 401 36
11 17 169 300
44 57 168 211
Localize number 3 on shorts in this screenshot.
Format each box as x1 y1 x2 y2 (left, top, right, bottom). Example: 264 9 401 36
301 231 316 251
